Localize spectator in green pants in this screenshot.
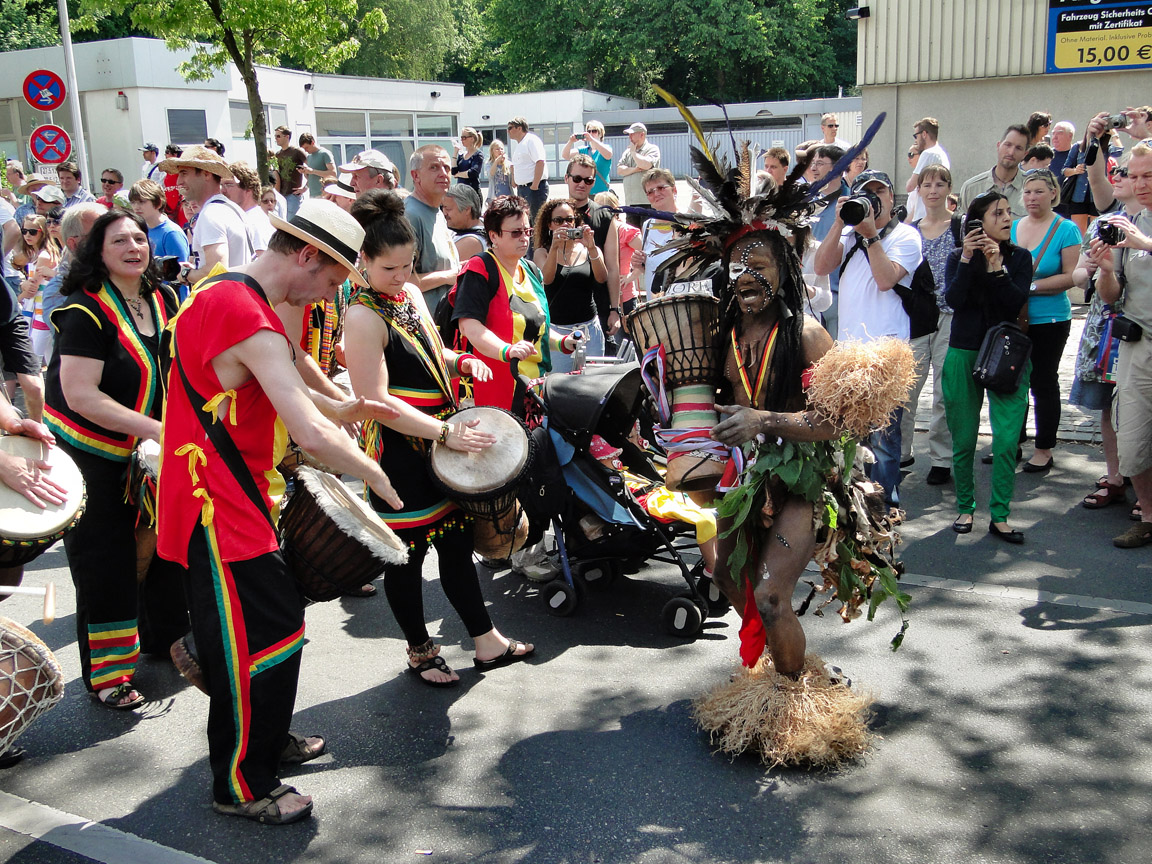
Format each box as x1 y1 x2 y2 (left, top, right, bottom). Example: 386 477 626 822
942 191 1033 543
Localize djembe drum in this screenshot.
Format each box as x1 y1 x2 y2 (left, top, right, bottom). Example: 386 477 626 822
280 467 409 603
0 617 64 756
128 439 160 582
428 406 534 559
0 436 86 570
626 290 724 492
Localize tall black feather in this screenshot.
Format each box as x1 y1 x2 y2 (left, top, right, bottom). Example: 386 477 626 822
806 111 887 202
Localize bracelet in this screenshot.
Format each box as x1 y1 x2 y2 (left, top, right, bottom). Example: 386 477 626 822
500 344 511 363
452 353 476 375
560 335 575 354
438 422 451 445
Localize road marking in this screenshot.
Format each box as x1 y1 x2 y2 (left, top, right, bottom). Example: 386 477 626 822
0 790 219 864
901 573 1152 616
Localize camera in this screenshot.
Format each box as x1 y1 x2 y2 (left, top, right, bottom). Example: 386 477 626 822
562 227 583 240
1098 220 1123 246
966 218 983 235
1104 113 1130 130
156 255 181 282
840 190 881 226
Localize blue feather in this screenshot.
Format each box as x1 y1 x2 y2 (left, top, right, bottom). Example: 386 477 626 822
805 112 887 202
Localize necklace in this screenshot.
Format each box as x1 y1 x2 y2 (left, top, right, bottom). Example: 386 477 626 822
126 295 147 322
730 323 779 410
379 288 421 335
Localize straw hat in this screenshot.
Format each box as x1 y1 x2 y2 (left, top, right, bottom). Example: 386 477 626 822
323 174 356 201
16 173 53 196
269 198 366 287
156 145 234 180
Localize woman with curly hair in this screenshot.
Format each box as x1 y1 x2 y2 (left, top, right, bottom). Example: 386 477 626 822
531 197 608 372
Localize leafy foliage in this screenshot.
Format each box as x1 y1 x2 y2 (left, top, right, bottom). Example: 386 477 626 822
340 0 482 83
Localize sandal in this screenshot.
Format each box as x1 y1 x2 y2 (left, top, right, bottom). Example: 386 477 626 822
92 682 144 710
1115 521 1152 548
280 732 326 765
1083 481 1126 509
1132 503 1143 522
212 784 313 825
474 640 535 670
406 655 458 688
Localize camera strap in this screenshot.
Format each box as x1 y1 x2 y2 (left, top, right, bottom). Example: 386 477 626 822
838 218 900 279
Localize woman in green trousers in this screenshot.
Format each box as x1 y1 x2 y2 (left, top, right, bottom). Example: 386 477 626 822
942 191 1034 543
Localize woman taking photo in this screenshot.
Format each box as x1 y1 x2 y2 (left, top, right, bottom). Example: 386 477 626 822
344 190 533 686
452 127 484 195
44 210 181 708
532 198 608 373
1011 169 1081 474
488 140 511 200
943 192 1033 543
452 195 581 417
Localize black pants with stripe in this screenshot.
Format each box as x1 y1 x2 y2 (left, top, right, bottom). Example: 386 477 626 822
183 526 304 805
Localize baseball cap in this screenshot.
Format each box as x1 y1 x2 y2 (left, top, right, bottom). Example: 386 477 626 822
139 143 159 153
852 169 893 194
338 149 396 174
32 186 65 204
624 123 647 135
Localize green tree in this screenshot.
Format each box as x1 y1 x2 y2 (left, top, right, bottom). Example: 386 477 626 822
340 0 483 83
79 0 386 181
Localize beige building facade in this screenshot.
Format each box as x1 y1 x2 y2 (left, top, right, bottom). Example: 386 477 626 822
857 0 1152 189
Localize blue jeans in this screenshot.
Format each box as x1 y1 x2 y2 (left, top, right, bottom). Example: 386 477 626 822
868 406 903 506
285 192 303 220
549 316 604 374
518 182 549 226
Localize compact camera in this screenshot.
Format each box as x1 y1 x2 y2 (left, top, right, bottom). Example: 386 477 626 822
840 190 882 226
562 227 583 240
1104 113 1130 131
1098 220 1123 246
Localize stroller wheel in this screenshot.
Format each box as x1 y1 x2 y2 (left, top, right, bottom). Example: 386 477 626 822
697 574 731 617
542 578 580 617
576 561 620 590
662 596 703 638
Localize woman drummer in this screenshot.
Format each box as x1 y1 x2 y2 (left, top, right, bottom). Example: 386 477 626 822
344 190 534 686
44 210 182 710
452 195 582 417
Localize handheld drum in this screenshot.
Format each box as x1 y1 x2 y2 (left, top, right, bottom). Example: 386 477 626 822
0 617 64 756
428 406 534 559
626 291 725 492
0 436 86 569
280 466 408 603
129 439 160 582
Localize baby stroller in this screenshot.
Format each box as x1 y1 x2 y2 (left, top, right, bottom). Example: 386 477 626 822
516 361 727 637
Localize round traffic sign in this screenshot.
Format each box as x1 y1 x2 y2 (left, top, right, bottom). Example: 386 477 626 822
22 70 66 112
29 125 72 165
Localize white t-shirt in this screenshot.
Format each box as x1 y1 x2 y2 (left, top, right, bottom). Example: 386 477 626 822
191 194 253 271
837 221 923 342
641 219 678 299
141 161 162 181
0 200 17 280
908 143 950 222
243 205 274 254
510 132 547 187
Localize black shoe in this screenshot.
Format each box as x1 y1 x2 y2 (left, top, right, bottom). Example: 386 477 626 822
900 457 915 468
982 448 1022 465
952 515 973 534
926 466 951 485
1022 457 1054 474
988 521 1024 544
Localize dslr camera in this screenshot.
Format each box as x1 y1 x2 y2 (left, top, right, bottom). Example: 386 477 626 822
155 255 182 282
840 190 882 226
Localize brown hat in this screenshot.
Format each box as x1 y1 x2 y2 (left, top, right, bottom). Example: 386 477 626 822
156 145 234 181
16 173 53 196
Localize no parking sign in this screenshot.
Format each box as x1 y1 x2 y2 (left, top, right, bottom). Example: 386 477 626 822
29 125 72 164
22 70 66 112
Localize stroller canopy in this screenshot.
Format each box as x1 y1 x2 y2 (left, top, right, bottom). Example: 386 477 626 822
541 363 645 445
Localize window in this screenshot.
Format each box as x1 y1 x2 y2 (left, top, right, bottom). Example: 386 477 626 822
167 109 208 145
370 112 412 138
417 114 455 139
316 111 367 138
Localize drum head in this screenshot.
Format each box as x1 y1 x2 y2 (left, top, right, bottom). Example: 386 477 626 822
0 438 85 540
295 468 408 566
137 439 160 478
429 407 530 497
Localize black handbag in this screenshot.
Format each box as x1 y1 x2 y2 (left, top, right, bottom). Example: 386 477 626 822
973 321 1031 394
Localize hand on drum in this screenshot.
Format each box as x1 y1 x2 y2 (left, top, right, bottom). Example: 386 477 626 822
460 356 492 382
0 451 68 509
367 469 403 511
1 417 54 446
445 419 497 453
332 396 403 432
505 340 538 362
711 404 765 447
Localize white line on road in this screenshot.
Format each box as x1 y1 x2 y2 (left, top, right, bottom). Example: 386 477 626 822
901 573 1152 616
0 790 219 864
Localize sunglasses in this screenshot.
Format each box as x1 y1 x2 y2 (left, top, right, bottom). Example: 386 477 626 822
645 184 673 197
1112 167 1129 179
500 228 532 238
825 124 839 128
20 228 41 235
551 215 576 225
101 178 118 184
567 175 595 185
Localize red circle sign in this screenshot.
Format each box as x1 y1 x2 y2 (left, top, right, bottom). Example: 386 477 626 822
23 70 66 112
29 125 72 165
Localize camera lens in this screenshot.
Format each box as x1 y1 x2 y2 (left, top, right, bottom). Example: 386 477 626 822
1099 221 1122 245
841 197 869 226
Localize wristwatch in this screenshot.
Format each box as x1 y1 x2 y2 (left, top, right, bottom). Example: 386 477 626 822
1029 282 1038 293
861 235 881 249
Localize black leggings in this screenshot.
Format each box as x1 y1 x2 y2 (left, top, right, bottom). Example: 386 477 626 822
383 522 492 647
1024 319 1072 450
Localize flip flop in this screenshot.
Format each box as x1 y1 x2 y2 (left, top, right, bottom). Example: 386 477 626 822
280 732 326 765
212 784 313 825
474 640 535 670
92 683 144 710
407 655 459 688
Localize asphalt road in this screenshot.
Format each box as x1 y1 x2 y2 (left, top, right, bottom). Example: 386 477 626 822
0 433 1149 864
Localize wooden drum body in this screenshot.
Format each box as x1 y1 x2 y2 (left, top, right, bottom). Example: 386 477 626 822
626 292 726 492
129 440 160 583
0 616 64 755
280 467 408 603
429 407 534 559
0 437 86 569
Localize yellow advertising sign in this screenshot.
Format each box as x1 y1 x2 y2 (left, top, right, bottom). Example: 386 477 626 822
1047 1 1152 73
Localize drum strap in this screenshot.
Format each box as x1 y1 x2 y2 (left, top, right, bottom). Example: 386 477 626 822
173 346 278 535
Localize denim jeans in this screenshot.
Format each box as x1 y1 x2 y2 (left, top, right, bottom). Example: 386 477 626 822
285 191 303 220
549 316 604 374
518 183 549 226
868 406 903 506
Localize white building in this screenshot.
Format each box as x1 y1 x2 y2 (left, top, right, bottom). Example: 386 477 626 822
0 37 465 192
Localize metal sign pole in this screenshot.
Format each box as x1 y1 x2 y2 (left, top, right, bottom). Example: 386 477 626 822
56 0 90 182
